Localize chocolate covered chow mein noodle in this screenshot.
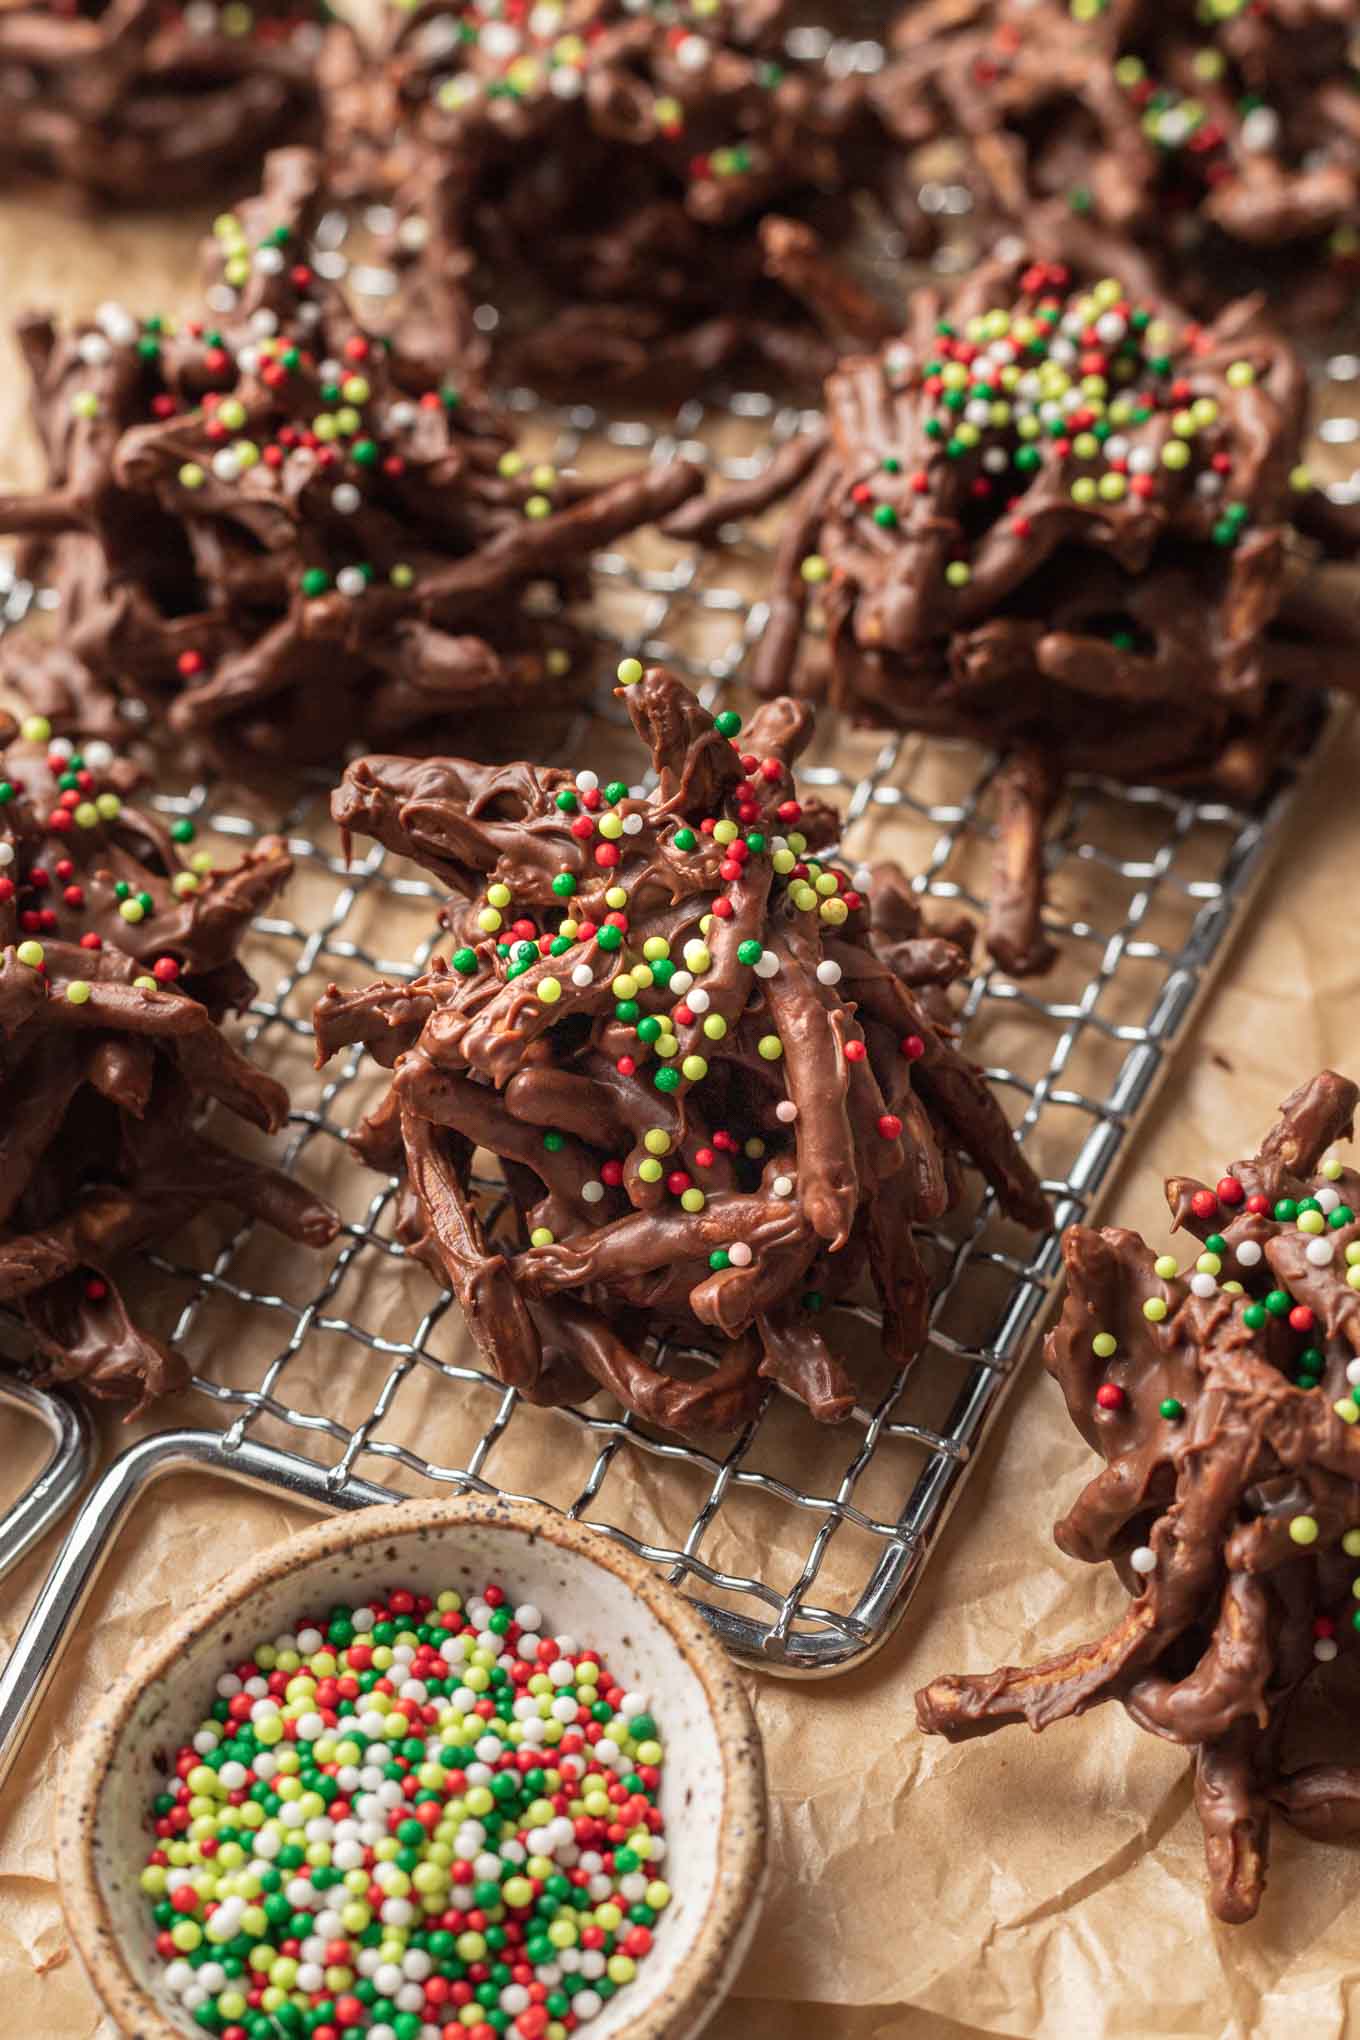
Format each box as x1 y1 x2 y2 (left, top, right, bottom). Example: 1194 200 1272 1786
0 711 337 1409
918 1071 1360 1923
0 147 701 773
876 0 1360 321
668 250 1360 974
313 665 1049 1433
323 0 908 392
0 0 330 205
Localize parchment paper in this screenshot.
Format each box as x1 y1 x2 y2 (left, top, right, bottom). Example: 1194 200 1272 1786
2 182 1360 2040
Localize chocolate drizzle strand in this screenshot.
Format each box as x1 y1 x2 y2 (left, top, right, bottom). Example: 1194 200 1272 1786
669 251 1360 974
0 147 702 772
0 709 338 1409
313 663 1050 1433
0 0 332 205
877 0 1360 323
917 1070 1360 1924
324 0 915 394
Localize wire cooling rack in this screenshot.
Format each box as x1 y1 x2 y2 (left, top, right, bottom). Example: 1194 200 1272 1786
0 84 1357 1789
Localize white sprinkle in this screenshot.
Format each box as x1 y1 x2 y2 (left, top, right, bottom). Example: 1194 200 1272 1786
211 450 241 483
775 1100 798 1124
251 307 280 336
77 332 112 366
1130 1547 1156 1576
581 1180 604 1204
1189 1272 1218 1298
622 812 644 834
254 245 286 275
1306 1237 1336 1266
728 1241 753 1268
1235 1238 1263 1267
571 964 593 988
1317 1186 1342 1214
675 32 710 68
686 986 711 1013
337 566 369 598
753 950 779 978
816 959 842 986
772 1174 794 1198
1241 105 1280 152
575 770 599 792
331 483 362 514
669 969 693 996
1315 1636 1339 1662
96 301 138 345
549 63 583 97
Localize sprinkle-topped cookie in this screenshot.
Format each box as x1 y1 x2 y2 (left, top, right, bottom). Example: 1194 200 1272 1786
668 249 1360 974
313 663 1049 1431
918 1069 1360 1924
0 0 331 205
0 148 701 772
877 0 1360 321
325 0 907 391
0 709 337 1405
139 1580 670 2038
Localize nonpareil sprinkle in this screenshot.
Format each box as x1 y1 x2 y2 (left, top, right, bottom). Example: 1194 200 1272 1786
138 1583 670 2038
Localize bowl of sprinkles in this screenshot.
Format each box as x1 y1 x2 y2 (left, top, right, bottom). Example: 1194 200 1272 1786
56 1497 767 2040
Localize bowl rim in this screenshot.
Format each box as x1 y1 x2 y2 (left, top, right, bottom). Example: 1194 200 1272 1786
55 1494 768 2040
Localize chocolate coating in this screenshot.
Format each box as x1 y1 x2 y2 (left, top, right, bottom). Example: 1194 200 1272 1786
0 0 331 206
313 665 1049 1432
917 1070 1360 1923
324 0 915 393
877 0 1360 323
0 710 338 1407
0 147 702 772
672 249 1360 972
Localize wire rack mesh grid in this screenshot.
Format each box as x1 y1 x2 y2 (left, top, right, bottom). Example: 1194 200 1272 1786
2 107 1357 1675
1 351 1340 1675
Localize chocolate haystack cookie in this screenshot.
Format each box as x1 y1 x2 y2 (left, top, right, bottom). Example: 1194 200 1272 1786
313 663 1049 1432
324 0 908 392
668 252 1360 974
877 0 1360 323
0 147 700 772
0 710 337 1409
0 0 330 205
917 1070 1360 1923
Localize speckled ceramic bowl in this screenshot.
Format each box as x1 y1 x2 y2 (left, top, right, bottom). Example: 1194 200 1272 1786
57 1496 768 2040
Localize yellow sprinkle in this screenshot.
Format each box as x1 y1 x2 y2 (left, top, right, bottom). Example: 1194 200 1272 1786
1335 1400 1360 1425
604 887 628 910
65 980 92 1004
702 1014 727 1040
529 1227 555 1247
638 1158 663 1183
1153 1256 1179 1280
1343 1529 1360 1557
679 1189 705 1213
74 802 99 829
643 1130 671 1156
477 908 502 933
1322 1156 1344 1180
1142 1297 1168 1322
757 1035 783 1062
643 937 670 962
536 978 562 1004
800 555 829 584
680 1056 708 1082
487 883 511 909
1288 1515 1319 1546
616 658 643 686
1092 1333 1117 1358
19 714 51 743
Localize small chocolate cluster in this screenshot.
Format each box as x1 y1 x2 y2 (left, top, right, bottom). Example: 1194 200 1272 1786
918 1070 1360 1924
0 711 337 1407
0 0 330 205
314 664 1049 1432
0 148 701 772
670 253 1360 973
325 0 909 392
877 0 1360 321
